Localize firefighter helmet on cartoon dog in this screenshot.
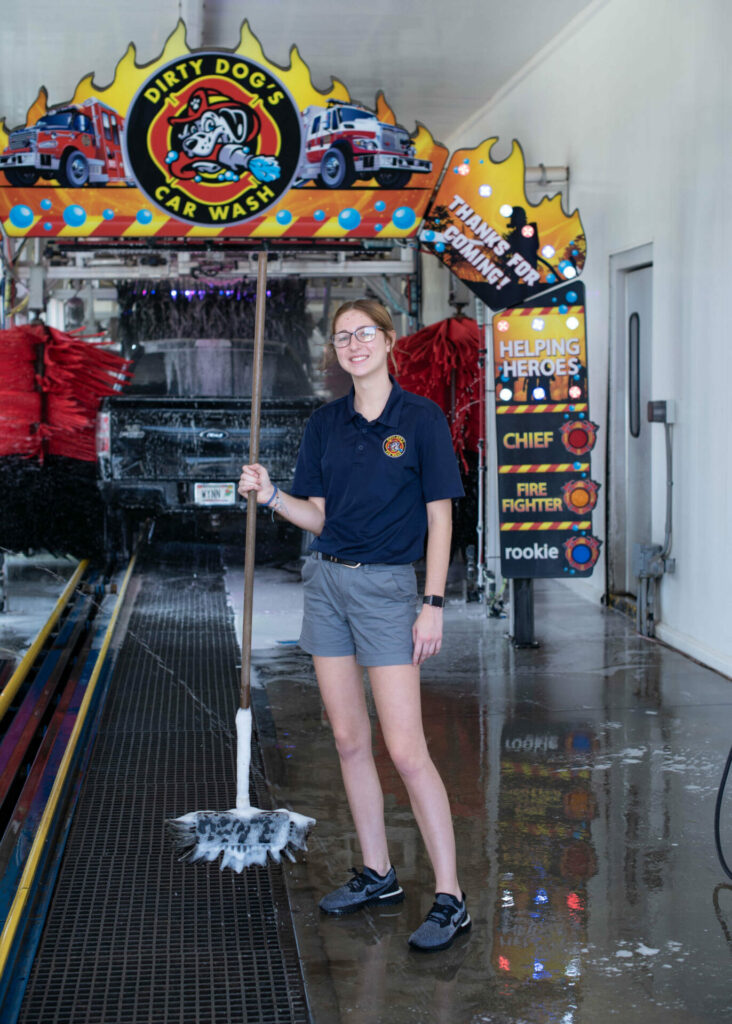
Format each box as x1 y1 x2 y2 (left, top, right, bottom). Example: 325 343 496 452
170 87 261 149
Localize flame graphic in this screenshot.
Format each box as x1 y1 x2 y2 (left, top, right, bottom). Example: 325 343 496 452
25 88 49 127
69 20 349 125
376 92 397 126
0 88 49 151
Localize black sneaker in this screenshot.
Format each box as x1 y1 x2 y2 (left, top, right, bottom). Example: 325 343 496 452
319 865 405 916
408 892 471 951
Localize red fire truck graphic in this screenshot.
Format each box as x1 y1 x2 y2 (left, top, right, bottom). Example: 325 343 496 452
295 100 431 189
0 99 132 188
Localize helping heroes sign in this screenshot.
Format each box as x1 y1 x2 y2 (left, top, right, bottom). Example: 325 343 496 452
493 282 602 579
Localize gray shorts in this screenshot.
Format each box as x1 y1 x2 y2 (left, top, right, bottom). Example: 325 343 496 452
298 554 418 666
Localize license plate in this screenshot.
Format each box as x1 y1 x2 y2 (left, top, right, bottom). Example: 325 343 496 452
194 482 236 506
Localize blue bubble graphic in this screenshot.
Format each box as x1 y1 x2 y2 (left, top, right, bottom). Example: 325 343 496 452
571 543 592 564
375 223 383 232
314 209 326 221
566 290 578 303
435 242 445 253
375 200 387 212
136 209 153 225
63 205 86 227
423 230 435 242
43 221 52 231
276 210 293 225
40 198 52 211
9 205 34 229
166 150 178 164
103 209 115 221
547 273 556 283
338 208 361 231
392 206 416 231
559 304 568 314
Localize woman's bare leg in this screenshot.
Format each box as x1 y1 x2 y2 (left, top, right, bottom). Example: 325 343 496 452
312 654 390 875
368 663 461 899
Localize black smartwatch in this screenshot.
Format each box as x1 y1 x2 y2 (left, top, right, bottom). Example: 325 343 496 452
422 595 444 607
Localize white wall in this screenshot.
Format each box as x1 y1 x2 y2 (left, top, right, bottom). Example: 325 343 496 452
447 0 732 676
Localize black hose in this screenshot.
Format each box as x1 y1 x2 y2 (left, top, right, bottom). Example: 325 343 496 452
715 743 732 880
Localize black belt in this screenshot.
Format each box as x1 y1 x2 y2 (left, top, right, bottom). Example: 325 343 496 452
315 552 363 568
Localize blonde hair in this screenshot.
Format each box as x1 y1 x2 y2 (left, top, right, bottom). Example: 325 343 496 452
324 298 398 373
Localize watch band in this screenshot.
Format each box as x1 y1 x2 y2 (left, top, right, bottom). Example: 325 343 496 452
422 595 444 607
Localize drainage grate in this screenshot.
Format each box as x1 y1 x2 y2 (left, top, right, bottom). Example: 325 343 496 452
18 542 311 1024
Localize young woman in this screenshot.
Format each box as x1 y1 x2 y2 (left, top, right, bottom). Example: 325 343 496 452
238 299 470 952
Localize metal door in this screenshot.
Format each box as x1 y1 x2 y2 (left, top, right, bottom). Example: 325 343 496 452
621 265 653 595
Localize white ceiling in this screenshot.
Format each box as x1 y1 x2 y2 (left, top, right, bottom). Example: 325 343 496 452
2 0 594 145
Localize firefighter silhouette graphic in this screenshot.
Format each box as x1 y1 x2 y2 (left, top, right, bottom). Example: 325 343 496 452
164 88 281 184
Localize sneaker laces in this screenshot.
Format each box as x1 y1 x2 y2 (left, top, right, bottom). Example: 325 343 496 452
346 867 373 892
425 898 461 927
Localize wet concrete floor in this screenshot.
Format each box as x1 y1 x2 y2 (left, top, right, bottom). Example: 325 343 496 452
244 574 732 1024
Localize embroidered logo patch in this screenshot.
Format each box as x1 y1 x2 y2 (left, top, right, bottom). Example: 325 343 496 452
383 434 406 458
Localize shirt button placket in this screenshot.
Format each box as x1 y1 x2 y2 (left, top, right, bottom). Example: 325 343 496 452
355 424 368 459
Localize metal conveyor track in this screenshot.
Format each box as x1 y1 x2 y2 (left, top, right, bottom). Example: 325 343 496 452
16 541 311 1024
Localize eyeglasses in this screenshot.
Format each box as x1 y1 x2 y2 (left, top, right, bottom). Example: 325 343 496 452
330 325 383 349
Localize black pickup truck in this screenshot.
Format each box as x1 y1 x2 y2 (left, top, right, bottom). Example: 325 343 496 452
96 337 320 557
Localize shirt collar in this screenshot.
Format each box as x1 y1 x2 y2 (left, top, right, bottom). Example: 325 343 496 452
347 376 404 427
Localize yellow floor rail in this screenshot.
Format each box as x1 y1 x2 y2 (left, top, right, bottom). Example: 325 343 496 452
0 553 137 979
0 560 89 723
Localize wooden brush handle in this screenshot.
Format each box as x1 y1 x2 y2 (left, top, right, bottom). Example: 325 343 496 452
240 251 267 710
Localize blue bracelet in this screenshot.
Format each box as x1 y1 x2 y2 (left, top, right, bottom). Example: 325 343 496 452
262 484 279 508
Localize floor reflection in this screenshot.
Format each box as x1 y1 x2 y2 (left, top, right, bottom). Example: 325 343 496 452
248 577 732 1024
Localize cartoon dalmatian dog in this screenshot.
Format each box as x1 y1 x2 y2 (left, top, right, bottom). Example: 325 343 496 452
165 88 280 183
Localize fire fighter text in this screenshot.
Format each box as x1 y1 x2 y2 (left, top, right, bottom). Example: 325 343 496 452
501 481 562 513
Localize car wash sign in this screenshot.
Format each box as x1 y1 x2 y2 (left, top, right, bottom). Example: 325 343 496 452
0 22 446 239
494 282 601 578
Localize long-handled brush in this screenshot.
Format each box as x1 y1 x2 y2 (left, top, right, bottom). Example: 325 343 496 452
167 252 315 871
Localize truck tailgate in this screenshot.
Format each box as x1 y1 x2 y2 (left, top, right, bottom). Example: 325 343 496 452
105 397 318 484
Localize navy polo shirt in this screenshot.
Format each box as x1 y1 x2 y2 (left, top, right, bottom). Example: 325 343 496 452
291 378 464 564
